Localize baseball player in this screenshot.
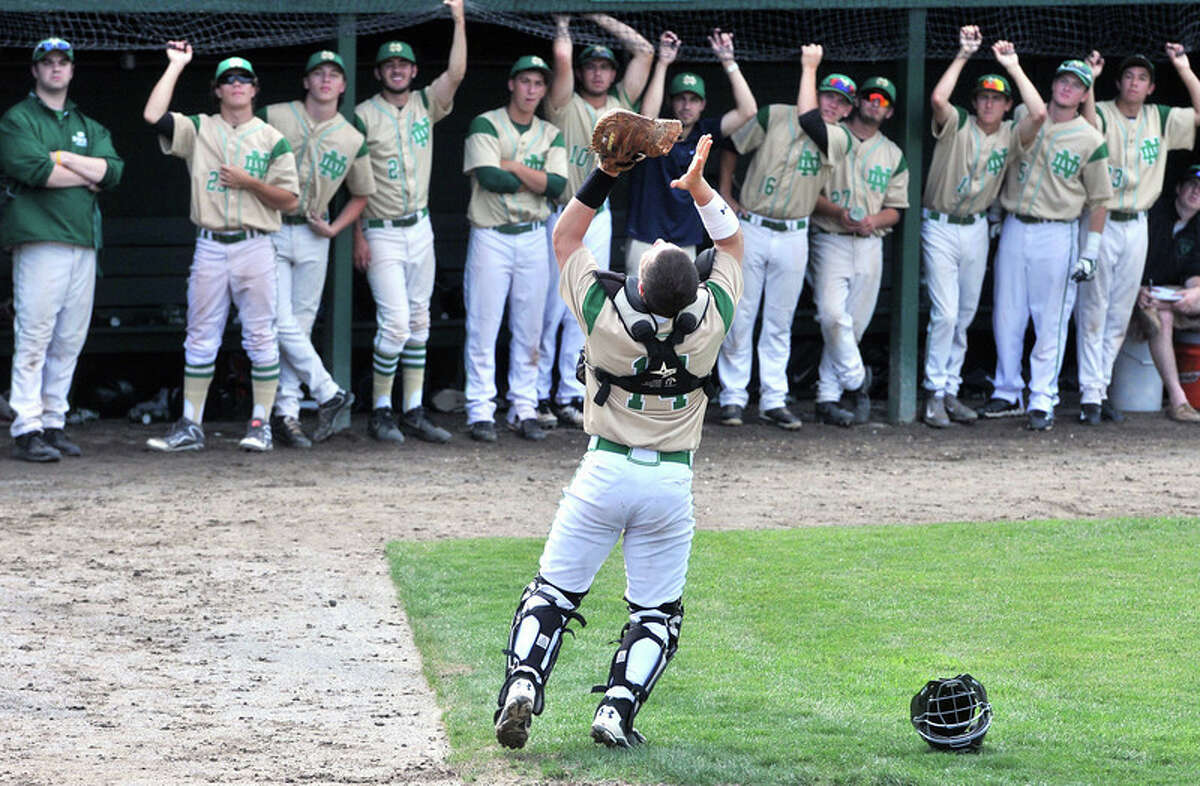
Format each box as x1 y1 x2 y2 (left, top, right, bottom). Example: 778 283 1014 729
920 27 1046 428
352 0 466 444
811 76 910 426
536 13 653 431
0 37 124 462
1072 44 1200 424
143 42 300 452
259 50 374 448
715 44 852 429
493 132 743 751
461 55 567 443
979 60 1112 431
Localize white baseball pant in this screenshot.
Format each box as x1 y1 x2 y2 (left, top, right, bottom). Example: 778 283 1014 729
718 218 809 411
921 214 989 397
364 216 437 356
539 204 611 405
463 224 549 425
1074 213 1147 405
184 235 278 368
538 443 694 608
991 215 1079 413
8 242 95 438
625 238 697 272
810 232 883 402
272 223 340 419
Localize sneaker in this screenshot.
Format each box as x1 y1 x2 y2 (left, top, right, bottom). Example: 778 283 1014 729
760 406 802 430
816 400 855 427
494 678 536 750
239 418 273 451
509 417 547 441
271 414 312 448
1100 398 1125 423
368 407 405 444
591 697 645 749
719 404 744 426
1166 401 1200 423
850 366 872 424
42 427 82 456
943 395 978 423
312 389 354 443
401 407 452 443
12 431 61 462
923 396 951 428
1027 409 1054 431
1078 403 1102 426
553 399 585 428
146 417 205 452
977 397 1023 418
535 399 559 430
469 420 498 442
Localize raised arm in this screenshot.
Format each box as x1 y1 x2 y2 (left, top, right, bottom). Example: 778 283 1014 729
548 15 575 113
995 41 1047 146
144 41 192 124
429 0 467 110
797 43 823 115
1080 50 1104 130
671 134 743 260
588 13 654 102
931 26 980 131
713 29 757 136
1166 42 1200 126
640 31 679 119
554 159 622 267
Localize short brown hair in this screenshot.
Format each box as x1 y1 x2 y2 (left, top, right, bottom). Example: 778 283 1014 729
641 247 699 317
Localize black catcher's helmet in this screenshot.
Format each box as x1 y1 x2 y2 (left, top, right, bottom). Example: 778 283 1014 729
910 673 992 752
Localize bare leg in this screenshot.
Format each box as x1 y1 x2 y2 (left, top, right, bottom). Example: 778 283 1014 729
1149 309 1187 407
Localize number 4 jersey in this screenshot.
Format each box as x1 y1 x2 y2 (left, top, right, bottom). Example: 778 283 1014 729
922 105 1018 218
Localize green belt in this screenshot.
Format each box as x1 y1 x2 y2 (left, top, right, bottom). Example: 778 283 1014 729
1110 210 1141 222
589 435 692 466
282 214 309 225
923 209 983 226
494 220 544 235
759 216 807 232
197 228 262 244
1013 214 1063 225
365 207 429 229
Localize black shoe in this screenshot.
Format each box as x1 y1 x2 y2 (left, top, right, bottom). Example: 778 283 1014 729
719 404 744 426
1100 399 1125 423
1027 409 1054 431
42 427 81 457
816 400 855 427
508 417 547 441
850 366 872 424
552 398 585 428
402 407 452 443
312 389 354 442
977 397 1023 418
1079 403 1101 425
469 420 497 443
12 431 61 462
271 414 312 448
368 407 405 444
760 406 802 430
534 399 559 430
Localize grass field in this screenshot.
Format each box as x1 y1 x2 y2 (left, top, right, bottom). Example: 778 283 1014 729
387 518 1200 785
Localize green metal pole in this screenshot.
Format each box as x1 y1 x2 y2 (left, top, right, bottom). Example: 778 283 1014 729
889 6 925 423
325 13 357 395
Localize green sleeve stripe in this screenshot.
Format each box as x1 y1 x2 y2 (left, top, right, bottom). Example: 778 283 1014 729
188 114 202 131
1157 103 1172 129
582 281 607 334
1088 142 1108 163
551 131 565 148
1097 109 1107 135
255 107 268 123
420 88 430 109
955 105 968 130
842 126 853 152
756 106 770 132
468 115 499 137
353 113 367 135
269 137 293 160
894 154 909 175
705 281 735 333
356 140 369 158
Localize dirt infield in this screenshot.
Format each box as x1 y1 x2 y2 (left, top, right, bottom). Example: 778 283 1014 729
2 406 1196 784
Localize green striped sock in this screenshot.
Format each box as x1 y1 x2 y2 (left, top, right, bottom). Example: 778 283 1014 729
401 342 426 413
251 361 281 420
373 350 399 410
182 362 215 423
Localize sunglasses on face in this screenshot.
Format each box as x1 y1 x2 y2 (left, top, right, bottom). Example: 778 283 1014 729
863 92 891 108
219 73 255 85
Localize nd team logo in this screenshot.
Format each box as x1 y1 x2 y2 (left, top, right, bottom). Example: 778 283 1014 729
71 130 87 148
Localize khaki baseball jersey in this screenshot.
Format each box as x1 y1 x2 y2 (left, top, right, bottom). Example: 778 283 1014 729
262 101 375 219
561 244 743 452
463 107 567 227
1096 100 1196 212
1000 105 1112 220
923 106 1018 216
160 112 299 233
733 105 854 220
546 87 637 202
354 87 452 219
812 125 909 236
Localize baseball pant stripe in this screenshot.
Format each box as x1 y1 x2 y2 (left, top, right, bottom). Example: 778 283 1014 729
921 219 989 396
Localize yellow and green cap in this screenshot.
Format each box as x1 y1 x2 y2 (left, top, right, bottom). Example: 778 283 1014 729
305 50 346 75
973 73 1012 98
669 72 706 99
860 76 897 103
214 56 255 81
1056 59 1094 89
32 37 73 63
818 73 856 101
376 41 416 65
510 54 552 78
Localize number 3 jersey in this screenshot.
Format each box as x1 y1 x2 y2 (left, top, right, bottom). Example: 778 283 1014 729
354 87 452 219
1095 100 1195 213
999 104 1111 220
560 244 743 452
922 106 1018 217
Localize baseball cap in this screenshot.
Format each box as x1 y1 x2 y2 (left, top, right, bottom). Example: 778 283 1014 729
305 50 346 75
973 73 1013 98
32 37 73 63
214 56 256 81
1185 164 1200 181
579 44 617 67
860 76 897 104
376 41 416 65
669 72 706 99
818 73 857 101
1117 53 1156 81
1056 59 1094 89
510 54 552 78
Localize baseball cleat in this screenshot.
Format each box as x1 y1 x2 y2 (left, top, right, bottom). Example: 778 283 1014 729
943 395 978 423
923 396 951 428
312 389 354 442
553 399 585 429
469 420 498 442
368 407 406 444
760 406 802 430
1099 398 1125 423
239 418 273 451
1027 409 1054 431
1078 403 1102 425
41 427 82 456
590 699 645 748
535 399 559 430
12 431 61 463
977 397 1023 418
850 366 872 424
718 404 744 426
401 407 452 443
509 417 547 441
271 414 312 448
146 417 205 452
495 678 535 749
815 400 855 427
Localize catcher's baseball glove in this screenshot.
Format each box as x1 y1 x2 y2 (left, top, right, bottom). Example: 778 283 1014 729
590 108 682 173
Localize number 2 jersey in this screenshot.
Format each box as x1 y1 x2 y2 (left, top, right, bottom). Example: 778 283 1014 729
811 125 909 236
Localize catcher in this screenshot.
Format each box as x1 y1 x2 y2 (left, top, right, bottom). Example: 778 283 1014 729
493 117 743 750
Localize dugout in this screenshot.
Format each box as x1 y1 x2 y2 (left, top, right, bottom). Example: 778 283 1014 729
1 1 1198 423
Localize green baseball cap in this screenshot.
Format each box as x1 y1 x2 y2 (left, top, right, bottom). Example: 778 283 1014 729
973 73 1012 98
1056 59 1094 89
510 54 552 78
860 76 897 104
1117 53 1155 82
669 72 706 99
305 50 346 75
214 56 256 81
376 41 416 65
32 37 73 63
818 73 856 101
579 44 617 66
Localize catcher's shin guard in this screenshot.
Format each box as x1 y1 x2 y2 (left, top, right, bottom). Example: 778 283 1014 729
497 576 587 716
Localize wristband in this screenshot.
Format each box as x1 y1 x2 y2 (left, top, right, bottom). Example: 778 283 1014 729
55 150 62 167
695 193 740 240
724 62 739 74
575 167 617 210
1083 230 1102 259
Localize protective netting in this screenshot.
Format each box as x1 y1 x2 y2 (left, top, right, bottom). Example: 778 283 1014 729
1 5 1198 62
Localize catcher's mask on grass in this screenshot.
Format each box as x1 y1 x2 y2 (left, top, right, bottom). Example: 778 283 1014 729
639 243 699 317
910 673 992 752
